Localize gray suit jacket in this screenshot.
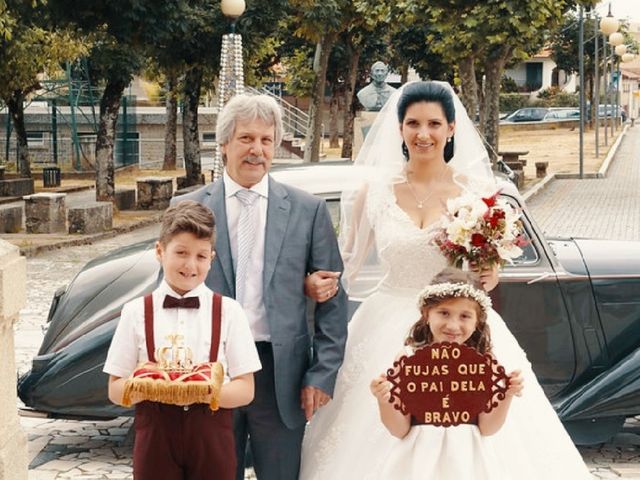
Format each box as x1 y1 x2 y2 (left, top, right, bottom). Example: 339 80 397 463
173 175 348 428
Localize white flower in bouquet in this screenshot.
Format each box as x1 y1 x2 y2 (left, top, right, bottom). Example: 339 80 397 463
434 191 528 269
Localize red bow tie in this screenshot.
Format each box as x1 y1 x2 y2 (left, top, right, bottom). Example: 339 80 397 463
163 295 200 309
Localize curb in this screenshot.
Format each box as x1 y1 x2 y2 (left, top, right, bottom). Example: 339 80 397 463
42 185 96 194
598 123 629 177
18 213 162 258
520 123 629 202
522 173 556 202
0 185 94 206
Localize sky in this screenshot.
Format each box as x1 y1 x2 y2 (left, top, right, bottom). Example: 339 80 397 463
595 1 640 23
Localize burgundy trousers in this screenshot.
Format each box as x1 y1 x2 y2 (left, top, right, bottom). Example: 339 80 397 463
133 401 235 480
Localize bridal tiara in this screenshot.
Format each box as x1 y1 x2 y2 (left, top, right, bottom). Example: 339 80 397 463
417 282 492 313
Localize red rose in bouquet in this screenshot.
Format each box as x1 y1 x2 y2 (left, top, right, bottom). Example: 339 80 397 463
433 191 528 270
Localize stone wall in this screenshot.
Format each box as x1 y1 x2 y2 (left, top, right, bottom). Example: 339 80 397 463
0 240 28 480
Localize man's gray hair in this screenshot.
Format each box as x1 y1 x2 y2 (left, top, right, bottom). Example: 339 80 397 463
216 94 283 148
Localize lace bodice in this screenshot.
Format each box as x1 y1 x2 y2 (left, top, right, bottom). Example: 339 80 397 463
367 182 447 292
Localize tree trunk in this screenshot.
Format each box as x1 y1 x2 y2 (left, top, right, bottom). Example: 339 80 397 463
482 47 512 165
328 93 341 149
341 47 361 160
586 73 594 129
400 64 409 84
6 92 31 178
95 78 126 202
163 73 178 170
304 34 336 163
182 66 203 186
458 56 478 123
477 71 486 136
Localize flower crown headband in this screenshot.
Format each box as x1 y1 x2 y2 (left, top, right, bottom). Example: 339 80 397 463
417 282 492 313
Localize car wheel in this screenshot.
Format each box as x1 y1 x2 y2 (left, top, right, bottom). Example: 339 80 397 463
562 417 624 445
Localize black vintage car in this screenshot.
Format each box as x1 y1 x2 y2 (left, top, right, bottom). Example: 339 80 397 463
17 164 640 445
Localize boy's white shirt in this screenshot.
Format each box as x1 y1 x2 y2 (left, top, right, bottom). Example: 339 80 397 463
103 280 261 383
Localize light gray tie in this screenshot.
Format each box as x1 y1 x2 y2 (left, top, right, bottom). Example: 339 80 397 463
235 189 260 306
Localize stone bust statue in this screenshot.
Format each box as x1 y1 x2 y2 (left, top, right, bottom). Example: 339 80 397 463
357 61 397 111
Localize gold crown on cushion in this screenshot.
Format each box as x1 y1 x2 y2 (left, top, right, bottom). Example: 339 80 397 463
122 334 224 411
156 334 194 373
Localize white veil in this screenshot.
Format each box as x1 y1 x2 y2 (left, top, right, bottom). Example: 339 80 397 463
339 81 497 298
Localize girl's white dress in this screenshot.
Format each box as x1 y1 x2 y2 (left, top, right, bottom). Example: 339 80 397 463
299 182 592 480
379 345 507 480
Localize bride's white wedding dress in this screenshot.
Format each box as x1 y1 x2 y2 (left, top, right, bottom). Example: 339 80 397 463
300 181 592 480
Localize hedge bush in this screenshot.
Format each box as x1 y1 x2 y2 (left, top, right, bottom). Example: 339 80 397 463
499 93 529 113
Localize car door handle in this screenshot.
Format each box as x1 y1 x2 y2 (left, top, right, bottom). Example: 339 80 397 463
527 271 555 285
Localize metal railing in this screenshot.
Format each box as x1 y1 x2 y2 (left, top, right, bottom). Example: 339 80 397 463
245 86 309 139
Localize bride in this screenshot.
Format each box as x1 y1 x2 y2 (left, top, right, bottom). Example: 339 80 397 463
299 81 592 479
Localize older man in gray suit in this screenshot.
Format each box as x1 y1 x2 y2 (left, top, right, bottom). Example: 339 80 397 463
173 94 347 480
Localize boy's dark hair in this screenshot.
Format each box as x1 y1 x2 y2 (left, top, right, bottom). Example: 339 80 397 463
159 200 216 247
406 268 492 354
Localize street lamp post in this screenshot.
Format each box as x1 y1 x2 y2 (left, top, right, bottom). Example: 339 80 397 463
213 0 247 180
615 44 628 126
621 51 636 124
579 5 585 178
600 4 619 146
594 14 599 157
609 32 624 132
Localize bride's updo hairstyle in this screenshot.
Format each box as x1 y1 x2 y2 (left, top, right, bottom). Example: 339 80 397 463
406 268 492 354
397 81 456 162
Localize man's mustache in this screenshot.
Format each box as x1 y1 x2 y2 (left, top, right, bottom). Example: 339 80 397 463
243 155 266 165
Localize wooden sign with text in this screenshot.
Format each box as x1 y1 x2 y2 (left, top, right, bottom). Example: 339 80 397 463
387 342 509 427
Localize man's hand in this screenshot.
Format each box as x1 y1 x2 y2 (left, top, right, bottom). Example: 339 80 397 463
304 270 341 303
300 385 331 421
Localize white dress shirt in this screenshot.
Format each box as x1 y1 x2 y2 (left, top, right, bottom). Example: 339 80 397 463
103 280 261 383
223 170 270 341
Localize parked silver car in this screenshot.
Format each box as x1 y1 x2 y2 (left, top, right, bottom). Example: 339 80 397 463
502 107 580 123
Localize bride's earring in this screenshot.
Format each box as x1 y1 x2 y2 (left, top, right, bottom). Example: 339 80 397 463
446 137 452 143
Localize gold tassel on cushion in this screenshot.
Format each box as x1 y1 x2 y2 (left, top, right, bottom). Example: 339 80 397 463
123 361 225 411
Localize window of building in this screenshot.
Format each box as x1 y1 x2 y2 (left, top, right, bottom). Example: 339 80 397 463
27 131 45 147
202 132 216 146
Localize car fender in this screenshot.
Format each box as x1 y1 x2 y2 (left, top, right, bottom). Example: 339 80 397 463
554 345 640 421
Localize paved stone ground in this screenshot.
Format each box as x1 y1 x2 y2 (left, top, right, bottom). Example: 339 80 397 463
527 125 640 241
13 131 640 477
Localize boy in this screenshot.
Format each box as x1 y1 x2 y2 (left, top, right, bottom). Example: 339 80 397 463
104 200 261 480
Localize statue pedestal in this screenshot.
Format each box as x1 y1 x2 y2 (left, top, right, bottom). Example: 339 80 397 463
353 111 380 159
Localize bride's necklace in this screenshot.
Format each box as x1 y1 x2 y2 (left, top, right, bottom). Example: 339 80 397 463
405 166 449 209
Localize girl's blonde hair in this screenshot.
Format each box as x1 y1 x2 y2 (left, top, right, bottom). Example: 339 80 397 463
406 268 492 354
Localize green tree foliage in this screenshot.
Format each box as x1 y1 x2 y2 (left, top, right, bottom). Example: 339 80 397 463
0 0 16 40
397 0 580 161
47 0 180 199
0 0 86 177
287 0 392 161
288 0 349 162
550 9 637 124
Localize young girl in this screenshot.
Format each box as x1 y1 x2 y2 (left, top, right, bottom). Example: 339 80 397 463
370 267 524 480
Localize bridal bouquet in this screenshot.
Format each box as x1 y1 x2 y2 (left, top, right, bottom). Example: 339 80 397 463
433 191 527 269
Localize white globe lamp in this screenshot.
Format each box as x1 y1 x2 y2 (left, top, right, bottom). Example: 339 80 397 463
221 0 246 18
609 32 624 47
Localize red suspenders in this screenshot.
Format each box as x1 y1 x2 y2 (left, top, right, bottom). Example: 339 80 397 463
143 292 223 362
